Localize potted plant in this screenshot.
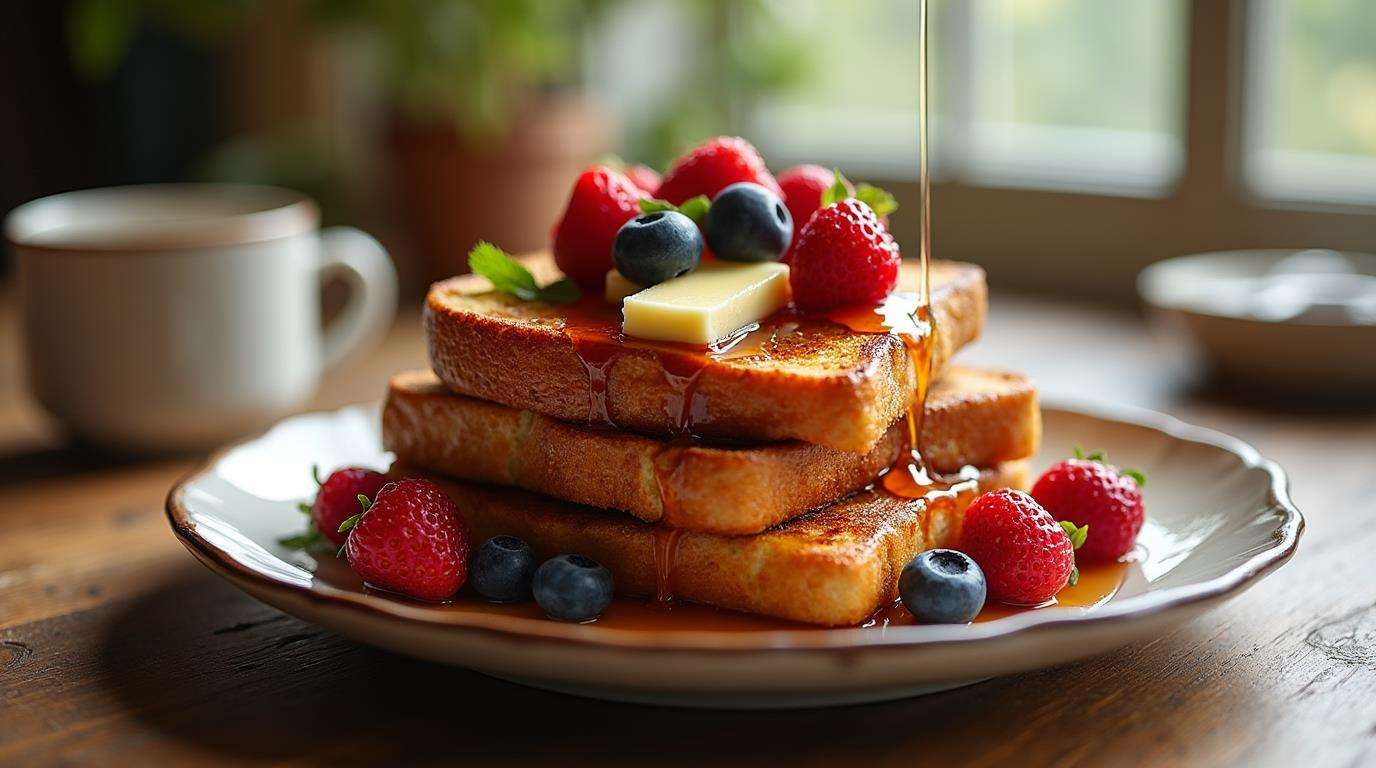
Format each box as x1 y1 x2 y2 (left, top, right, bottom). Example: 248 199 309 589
311 0 621 285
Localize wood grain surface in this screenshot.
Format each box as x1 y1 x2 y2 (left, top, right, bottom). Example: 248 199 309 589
2 296 1373 767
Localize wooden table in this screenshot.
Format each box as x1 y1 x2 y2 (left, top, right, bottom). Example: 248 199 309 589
2 297 1373 767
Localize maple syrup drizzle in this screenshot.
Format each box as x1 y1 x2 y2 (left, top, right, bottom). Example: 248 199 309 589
651 527 685 603
826 0 963 510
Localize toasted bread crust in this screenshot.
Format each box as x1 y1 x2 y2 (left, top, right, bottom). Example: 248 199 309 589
383 368 1039 534
404 462 1029 626
425 253 986 453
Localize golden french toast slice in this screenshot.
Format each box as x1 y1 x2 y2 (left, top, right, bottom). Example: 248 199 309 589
383 367 1039 535
425 252 986 453
404 461 1030 626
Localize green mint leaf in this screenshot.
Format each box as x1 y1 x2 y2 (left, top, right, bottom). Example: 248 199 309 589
820 168 850 208
1068 567 1080 587
469 241 538 296
639 195 710 226
468 240 578 304
639 198 676 215
677 195 711 224
312 464 323 486
338 512 363 534
855 183 898 218
1123 468 1147 487
535 277 581 305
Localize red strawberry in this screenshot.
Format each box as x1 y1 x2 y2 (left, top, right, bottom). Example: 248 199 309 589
342 478 470 602
960 489 1078 605
788 199 901 313
1032 453 1145 562
313 467 389 548
552 165 644 291
778 164 850 261
625 163 662 195
654 136 781 205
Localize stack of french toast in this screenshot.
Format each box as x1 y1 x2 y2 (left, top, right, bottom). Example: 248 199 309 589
381 249 1041 626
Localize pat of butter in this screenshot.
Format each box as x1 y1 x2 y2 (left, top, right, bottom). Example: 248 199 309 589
605 269 643 304
621 262 791 345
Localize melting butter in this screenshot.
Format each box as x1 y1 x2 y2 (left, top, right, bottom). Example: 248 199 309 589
616 262 791 345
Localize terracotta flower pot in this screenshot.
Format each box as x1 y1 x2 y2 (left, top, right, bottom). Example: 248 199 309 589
386 95 611 292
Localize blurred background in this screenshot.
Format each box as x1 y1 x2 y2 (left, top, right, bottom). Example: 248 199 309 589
5 0 1375 302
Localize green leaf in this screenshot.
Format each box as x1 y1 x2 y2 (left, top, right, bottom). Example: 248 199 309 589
1073 446 1106 463
820 168 850 208
312 464 323 486
1068 567 1080 587
469 241 538 295
638 194 710 225
468 241 580 305
677 195 711 224
296 502 312 515
356 494 372 512
639 198 677 215
278 529 322 551
1060 520 1089 550
338 512 364 534
855 183 898 218
537 278 581 304
1123 468 1147 487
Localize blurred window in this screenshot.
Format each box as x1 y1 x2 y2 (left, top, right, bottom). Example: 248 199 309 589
747 0 1187 196
963 0 1186 195
1244 0 1376 205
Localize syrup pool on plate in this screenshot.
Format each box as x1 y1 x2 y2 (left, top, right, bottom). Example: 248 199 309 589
306 556 1133 633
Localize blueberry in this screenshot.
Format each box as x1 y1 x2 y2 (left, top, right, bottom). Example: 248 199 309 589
704 182 793 262
470 535 538 603
612 210 703 287
533 553 614 622
899 549 987 624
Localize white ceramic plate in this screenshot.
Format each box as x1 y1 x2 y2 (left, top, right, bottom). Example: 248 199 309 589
167 401 1302 708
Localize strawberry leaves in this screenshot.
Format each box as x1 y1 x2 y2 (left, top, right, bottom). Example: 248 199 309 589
855 183 898 218
1060 520 1089 587
468 241 581 305
1060 520 1090 549
1072 445 1146 487
279 479 323 550
819 168 898 218
820 169 850 208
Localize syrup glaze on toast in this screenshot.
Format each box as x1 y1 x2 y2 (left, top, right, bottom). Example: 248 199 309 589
424 257 986 453
381 368 1040 535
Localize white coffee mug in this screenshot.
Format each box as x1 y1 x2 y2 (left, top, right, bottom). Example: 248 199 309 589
5 184 398 451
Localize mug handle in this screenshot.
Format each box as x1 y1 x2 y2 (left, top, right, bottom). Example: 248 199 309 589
317 227 398 371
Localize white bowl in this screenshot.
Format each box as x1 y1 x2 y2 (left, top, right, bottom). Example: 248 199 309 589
167 401 1302 708
1138 249 1376 396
